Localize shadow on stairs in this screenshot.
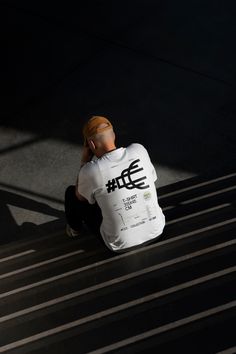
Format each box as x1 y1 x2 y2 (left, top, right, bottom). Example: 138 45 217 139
0 169 235 354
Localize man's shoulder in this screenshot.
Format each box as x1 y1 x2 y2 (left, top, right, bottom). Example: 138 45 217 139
79 159 98 176
127 143 147 154
127 142 143 149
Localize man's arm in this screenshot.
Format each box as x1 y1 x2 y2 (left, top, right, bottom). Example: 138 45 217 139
80 146 93 167
75 146 93 201
75 181 87 201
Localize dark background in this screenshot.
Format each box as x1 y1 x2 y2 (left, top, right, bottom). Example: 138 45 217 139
1 0 236 243
1 0 236 173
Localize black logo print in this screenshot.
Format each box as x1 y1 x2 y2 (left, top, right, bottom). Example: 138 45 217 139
106 159 150 193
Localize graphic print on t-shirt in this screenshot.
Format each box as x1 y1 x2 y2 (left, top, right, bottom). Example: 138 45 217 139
105 159 150 193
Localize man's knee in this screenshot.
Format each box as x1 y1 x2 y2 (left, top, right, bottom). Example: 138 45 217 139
65 185 76 202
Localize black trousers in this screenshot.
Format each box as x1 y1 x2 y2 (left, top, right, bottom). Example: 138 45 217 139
64 185 102 234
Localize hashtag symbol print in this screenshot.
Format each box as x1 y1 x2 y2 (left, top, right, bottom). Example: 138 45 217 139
106 178 117 193
106 159 150 193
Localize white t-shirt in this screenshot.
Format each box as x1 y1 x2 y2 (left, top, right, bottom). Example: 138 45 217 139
78 143 165 252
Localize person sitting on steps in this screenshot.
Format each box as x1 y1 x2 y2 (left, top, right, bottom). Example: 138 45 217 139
64 115 165 253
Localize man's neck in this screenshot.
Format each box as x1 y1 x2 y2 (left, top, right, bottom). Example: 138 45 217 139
96 144 117 158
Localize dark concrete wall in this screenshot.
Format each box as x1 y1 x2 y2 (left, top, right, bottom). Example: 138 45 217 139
1 1 236 175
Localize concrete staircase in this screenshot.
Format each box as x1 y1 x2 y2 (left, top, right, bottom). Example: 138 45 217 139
0 171 235 353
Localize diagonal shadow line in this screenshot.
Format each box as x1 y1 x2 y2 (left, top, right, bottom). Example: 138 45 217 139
216 346 236 354
0 188 64 244
159 173 236 199
158 180 236 209
0 266 236 354
158 167 236 197
0 183 64 205
0 137 44 155
165 203 231 226
86 301 236 354
0 189 63 219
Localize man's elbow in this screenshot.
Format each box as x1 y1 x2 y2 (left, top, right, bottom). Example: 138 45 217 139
75 187 87 202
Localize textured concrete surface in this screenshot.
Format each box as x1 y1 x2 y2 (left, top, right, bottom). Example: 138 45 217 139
0 171 235 353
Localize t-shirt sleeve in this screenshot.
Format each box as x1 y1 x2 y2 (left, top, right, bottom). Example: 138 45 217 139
77 164 96 204
151 163 158 182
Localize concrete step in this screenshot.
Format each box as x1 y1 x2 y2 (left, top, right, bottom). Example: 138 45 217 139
0 171 235 353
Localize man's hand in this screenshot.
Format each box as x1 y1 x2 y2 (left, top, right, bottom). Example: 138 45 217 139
81 146 93 166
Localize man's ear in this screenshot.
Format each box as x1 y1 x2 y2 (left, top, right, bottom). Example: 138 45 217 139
88 139 96 151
